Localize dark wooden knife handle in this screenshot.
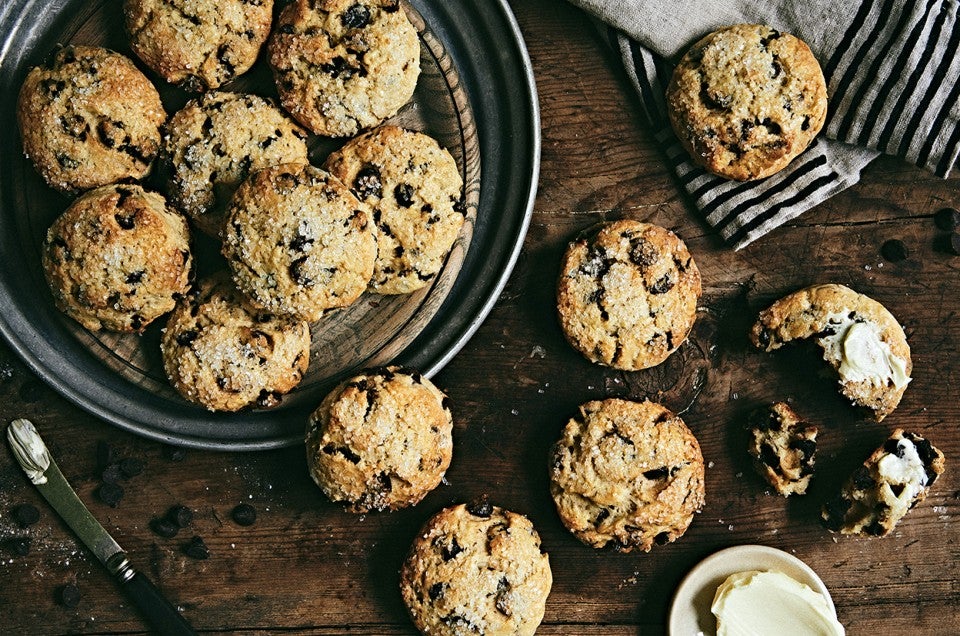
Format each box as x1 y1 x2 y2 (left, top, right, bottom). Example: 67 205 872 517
120 571 197 636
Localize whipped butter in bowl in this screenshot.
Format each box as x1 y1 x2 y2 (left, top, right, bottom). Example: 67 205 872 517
669 545 844 635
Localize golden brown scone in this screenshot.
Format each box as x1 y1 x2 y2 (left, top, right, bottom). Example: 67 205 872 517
667 24 827 180
549 398 705 552
748 402 818 496
17 45 165 193
750 284 911 421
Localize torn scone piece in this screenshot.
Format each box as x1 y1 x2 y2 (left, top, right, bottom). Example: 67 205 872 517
822 429 944 536
750 284 911 421
748 402 817 496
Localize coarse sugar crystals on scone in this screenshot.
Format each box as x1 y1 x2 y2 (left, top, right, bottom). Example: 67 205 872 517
161 91 310 237
400 500 552 636
124 0 274 91
557 220 701 370
666 24 827 181
42 184 192 333
305 366 453 512
748 402 818 496
750 283 912 421
161 273 310 412
17 45 166 193
549 398 705 552
267 0 420 137
822 429 944 537
221 163 376 322
324 125 465 294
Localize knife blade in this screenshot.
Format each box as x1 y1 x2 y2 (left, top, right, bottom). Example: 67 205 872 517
7 418 196 636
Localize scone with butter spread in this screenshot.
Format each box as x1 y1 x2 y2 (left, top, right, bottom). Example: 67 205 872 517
750 284 911 421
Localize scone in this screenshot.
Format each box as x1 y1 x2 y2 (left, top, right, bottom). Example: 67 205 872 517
557 220 701 370
124 0 274 91
17 45 166 193
324 126 465 294
267 0 420 137
42 184 192 333
221 163 376 322
822 429 945 536
400 501 552 636
750 284 911 421
161 273 310 412
748 402 817 496
549 398 705 552
305 366 453 512
666 24 828 180
161 91 310 236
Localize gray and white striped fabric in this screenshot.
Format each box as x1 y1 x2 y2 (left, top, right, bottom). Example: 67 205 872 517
570 0 960 249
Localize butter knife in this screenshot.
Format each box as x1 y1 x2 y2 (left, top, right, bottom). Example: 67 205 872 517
7 419 196 636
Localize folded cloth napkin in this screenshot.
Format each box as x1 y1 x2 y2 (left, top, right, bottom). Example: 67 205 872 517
568 0 960 249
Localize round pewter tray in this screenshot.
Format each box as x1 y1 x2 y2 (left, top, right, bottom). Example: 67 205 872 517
0 0 539 450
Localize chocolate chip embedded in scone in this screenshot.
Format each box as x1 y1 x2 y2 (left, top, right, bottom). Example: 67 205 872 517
42 184 192 333
305 366 453 512
267 0 420 137
549 398 705 552
161 91 310 237
750 283 911 421
124 0 274 91
17 45 166 193
666 24 827 181
161 273 310 412
399 503 552 636
324 126 465 294
557 220 701 371
748 402 817 496
221 163 376 321
822 429 944 537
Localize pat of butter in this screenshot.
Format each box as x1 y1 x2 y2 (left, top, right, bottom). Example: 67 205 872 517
711 570 845 636
817 313 910 390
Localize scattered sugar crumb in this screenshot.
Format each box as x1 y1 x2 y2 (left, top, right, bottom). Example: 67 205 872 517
707 461 715 469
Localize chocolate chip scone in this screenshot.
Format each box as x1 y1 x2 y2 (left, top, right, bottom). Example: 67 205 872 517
748 402 818 496
221 163 376 322
124 0 273 91
267 0 420 137
400 501 552 636
549 399 705 552
161 91 310 237
324 126 465 294
161 273 310 412
557 220 701 370
42 184 192 333
666 24 827 181
305 366 453 512
17 45 165 193
822 429 945 537
750 284 912 421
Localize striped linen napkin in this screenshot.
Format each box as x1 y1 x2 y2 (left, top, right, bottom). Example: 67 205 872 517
568 0 960 249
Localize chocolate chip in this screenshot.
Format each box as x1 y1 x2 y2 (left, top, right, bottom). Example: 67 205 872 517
41 78 66 98
934 207 960 231
58 583 81 608
770 60 782 78
759 444 782 472
760 117 782 135
166 505 193 529
150 517 179 538
852 466 875 490
495 577 512 616
884 438 905 457
279 23 294 34
8 537 31 556
821 497 850 531
130 314 144 331
760 29 782 49
98 482 124 507
353 165 382 200
650 274 675 294
232 503 257 526
101 463 123 484
756 327 772 349
183 536 209 559
125 270 145 284
428 582 445 601
864 520 885 536
949 232 960 256
643 467 670 480
290 233 314 252
13 504 40 528
56 153 79 170
789 438 817 459
595 508 610 524
628 238 657 267
654 531 671 546
176 330 198 346
119 457 143 478
320 55 357 79
881 239 908 262
256 390 282 408
115 213 135 230
441 537 463 561
289 256 312 286
801 115 811 131
700 82 731 110
394 183 414 207
466 496 493 518
322 444 361 464
341 3 371 29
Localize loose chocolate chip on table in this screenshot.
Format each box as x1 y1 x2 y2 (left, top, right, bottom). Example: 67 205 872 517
13 504 40 527
119 457 144 478
934 207 960 231
101 463 123 484
232 503 257 526
58 583 81 608
880 239 908 262
183 536 210 560
8 537 31 556
150 517 179 539
168 505 193 528
97 482 124 507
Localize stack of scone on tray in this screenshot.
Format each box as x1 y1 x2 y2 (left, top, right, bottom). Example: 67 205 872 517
18 0 466 415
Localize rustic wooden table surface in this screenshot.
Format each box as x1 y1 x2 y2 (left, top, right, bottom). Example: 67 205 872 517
2 1 959 634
